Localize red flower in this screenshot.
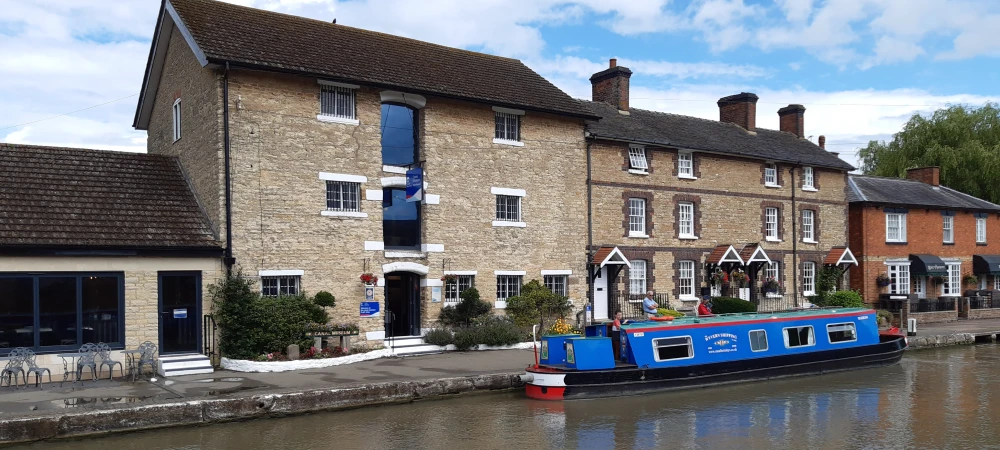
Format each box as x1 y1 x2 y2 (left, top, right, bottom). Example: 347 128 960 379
360 273 379 285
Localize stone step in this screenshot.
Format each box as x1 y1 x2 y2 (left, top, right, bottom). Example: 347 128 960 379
158 353 214 377
390 344 445 356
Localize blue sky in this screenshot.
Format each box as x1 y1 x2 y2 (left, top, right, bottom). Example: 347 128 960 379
3 0 1000 170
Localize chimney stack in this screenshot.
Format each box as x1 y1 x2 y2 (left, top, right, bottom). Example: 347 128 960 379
778 104 806 138
590 58 632 111
717 93 759 131
906 167 941 186
818 135 826 149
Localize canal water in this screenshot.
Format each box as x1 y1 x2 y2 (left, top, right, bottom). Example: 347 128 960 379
21 344 1000 450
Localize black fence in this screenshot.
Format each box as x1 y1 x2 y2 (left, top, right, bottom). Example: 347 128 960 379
910 298 956 313
969 296 1000 310
609 293 672 319
203 314 218 367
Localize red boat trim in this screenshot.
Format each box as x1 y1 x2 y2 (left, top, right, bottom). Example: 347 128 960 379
526 365 564 373
525 384 565 400
625 310 874 334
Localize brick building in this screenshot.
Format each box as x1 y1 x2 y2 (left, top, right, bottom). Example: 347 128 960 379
848 168 1000 322
582 60 857 318
133 0 596 348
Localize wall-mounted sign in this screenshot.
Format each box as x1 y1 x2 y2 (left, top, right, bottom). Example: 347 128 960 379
405 168 423 202
365 286 374 301
360 302 380 318
173 309 187 319
431 286 441 303
926 264 947 272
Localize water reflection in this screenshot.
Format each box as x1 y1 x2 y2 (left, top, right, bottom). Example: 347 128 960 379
24 345 1000 450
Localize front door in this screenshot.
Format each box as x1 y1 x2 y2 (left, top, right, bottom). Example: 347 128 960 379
384 272 420 337
158 272 201 354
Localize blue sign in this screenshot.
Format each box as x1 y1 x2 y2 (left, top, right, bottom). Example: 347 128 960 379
405 168 423 202
173 308 187 319
360 302 380 318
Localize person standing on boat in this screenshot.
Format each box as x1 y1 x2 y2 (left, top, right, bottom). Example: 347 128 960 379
697 296 714 317
642 291 659 319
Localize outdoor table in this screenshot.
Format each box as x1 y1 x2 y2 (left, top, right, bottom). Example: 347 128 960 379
121 350 143 383
56 352 90 387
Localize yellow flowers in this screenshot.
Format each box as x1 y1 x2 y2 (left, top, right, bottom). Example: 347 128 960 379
546 318 579 335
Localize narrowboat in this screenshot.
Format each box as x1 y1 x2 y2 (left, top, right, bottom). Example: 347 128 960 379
523 308 906 400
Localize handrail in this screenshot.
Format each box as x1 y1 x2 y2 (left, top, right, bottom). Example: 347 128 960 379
532 324 539 368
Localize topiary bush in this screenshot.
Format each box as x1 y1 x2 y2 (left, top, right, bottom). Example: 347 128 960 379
710 297 757 314
423 328 455 346
314 291 336 308
505 279 572 331
438 287 492 328
824 290 865 308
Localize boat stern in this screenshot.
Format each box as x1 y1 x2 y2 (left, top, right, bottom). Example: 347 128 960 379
523 367 567 401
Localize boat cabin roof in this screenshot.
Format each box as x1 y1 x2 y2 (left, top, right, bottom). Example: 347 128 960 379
621 308 872 331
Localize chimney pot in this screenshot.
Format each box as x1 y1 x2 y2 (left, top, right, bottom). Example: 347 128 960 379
777 104 806 138
717 92 759 131
906 167 941 186
590 61 633 111
818 135 826 149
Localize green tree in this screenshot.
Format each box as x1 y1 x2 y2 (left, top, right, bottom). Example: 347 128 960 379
438 287 491 328
505 279 572 330
858 104 1000 205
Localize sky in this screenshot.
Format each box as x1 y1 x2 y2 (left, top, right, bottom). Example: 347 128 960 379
3 0 1000 170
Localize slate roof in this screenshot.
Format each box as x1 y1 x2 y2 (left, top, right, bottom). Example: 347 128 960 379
165 0 595 119
582 101 854 171
0 144 221 251
847 175 1000 212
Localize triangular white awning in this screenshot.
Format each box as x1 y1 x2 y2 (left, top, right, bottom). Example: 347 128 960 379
826 247 858 266
593 246 631 269
743 244 772 264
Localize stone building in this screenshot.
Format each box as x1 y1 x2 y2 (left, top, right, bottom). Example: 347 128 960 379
581 60 858 317
0 144 222 374
848 168 1000 322
134 0 596 349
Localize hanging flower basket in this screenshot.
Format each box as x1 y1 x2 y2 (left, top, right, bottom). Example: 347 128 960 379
360 273 379 286
730 269 749 288
963 274 978 286
707 268 725 285
875 273 891 288
441 274 458 283
762 277 780 293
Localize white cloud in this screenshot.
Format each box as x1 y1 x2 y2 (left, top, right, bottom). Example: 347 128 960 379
776 0 813 23
527 55 768 80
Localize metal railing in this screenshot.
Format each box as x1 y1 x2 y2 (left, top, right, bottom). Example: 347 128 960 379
969 296 1000 310
910 298 956 313
609 293 672 319
752 293 801 313
203 314 218 367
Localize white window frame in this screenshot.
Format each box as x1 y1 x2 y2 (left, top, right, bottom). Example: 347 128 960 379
628 198 647 237
543 275 568 297
318 81 358 125
977 216 987 243
678 260 696 300
678 202 695 239
495 275 522 308
827 323 858 344
444 275 475 304
261 275 300 297
325 180 362 213
942 262 961 297
677 151 695 179
995 275 1000 291
629 260 647 296
802 262 816 296
766 262 781 298
172 98 182 142
887 263 910 295
493 107 523 145
652 336 694 362
749 329 768 352
802 167 816 191
886 213 907 242
765 207 779 241
802 209 815 243
782 325 816 348
913 276 926 299
494 195 523 225
628 145 648 173
764 163 779 187
943 215 954 244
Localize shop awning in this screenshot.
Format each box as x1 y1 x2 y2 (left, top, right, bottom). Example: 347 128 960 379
909 254 948 277
973 255 1000 275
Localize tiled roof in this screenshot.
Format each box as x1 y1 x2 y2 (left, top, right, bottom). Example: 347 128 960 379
823 247 857 266
167 0 595 119
848 175 1000 211
0 144 221 251
581 100 854 171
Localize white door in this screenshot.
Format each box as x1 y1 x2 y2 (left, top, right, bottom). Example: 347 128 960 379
593 267 609 320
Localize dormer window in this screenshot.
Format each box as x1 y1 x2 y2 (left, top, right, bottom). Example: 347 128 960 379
493 107 523 146
317 80 359 125
628 145 648 173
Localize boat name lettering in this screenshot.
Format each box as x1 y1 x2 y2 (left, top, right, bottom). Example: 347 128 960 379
633 332 644 337
859 315 869 320
706 333 738 354
704 333 738 342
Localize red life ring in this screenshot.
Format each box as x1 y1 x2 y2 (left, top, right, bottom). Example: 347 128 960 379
650 316 674 322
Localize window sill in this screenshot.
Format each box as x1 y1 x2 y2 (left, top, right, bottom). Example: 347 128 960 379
804 292 816 297
944 242 954 246
765 184 782 189
492 221 526 228
801 187 818 192
977 242 988 246
321 210 368 218
628 169 649 176
802 239 818 244
316 115 359 126
886 241 908 245
493 138 524 147
628 233 650 239
494 301 507 309
765 237 782 243
678 174 698 180
679 295 698 302
385 250 427 258
679 234 699 240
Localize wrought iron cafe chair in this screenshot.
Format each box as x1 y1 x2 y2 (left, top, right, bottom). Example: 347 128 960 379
135 341 158 381
23 349 51 388
97 343 123 380
76 343 99 382
1 347 27 388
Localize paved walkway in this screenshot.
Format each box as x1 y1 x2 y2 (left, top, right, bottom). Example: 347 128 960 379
915 318 1000 337
0 348 535 415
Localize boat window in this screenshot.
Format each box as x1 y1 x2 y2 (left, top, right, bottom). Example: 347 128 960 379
783 326 815 348
827 323 857 344
653 336 693 361
749 330 768 352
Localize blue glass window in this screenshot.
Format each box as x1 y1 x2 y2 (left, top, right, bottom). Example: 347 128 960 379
383 188 420 248
381 104 418 166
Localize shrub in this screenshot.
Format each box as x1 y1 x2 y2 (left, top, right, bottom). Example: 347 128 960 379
453 316 523 350
876 309 894 327
314 291 336 308
824 290 865 308
439 287 492 328
423 328 455 346
656 308 685 317
710 297 757 314
505 280 572 330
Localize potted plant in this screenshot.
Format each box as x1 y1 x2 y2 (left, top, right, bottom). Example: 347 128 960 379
930 275 945 285
875 273 891 288
963 274 979 287
441 274 458 283
730 268 749 288
359 273 379 286
762 277 780 294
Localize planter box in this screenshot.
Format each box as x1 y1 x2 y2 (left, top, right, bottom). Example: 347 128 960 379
305 330 360 337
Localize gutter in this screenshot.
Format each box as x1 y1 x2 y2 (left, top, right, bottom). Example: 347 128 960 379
223 62 235 273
